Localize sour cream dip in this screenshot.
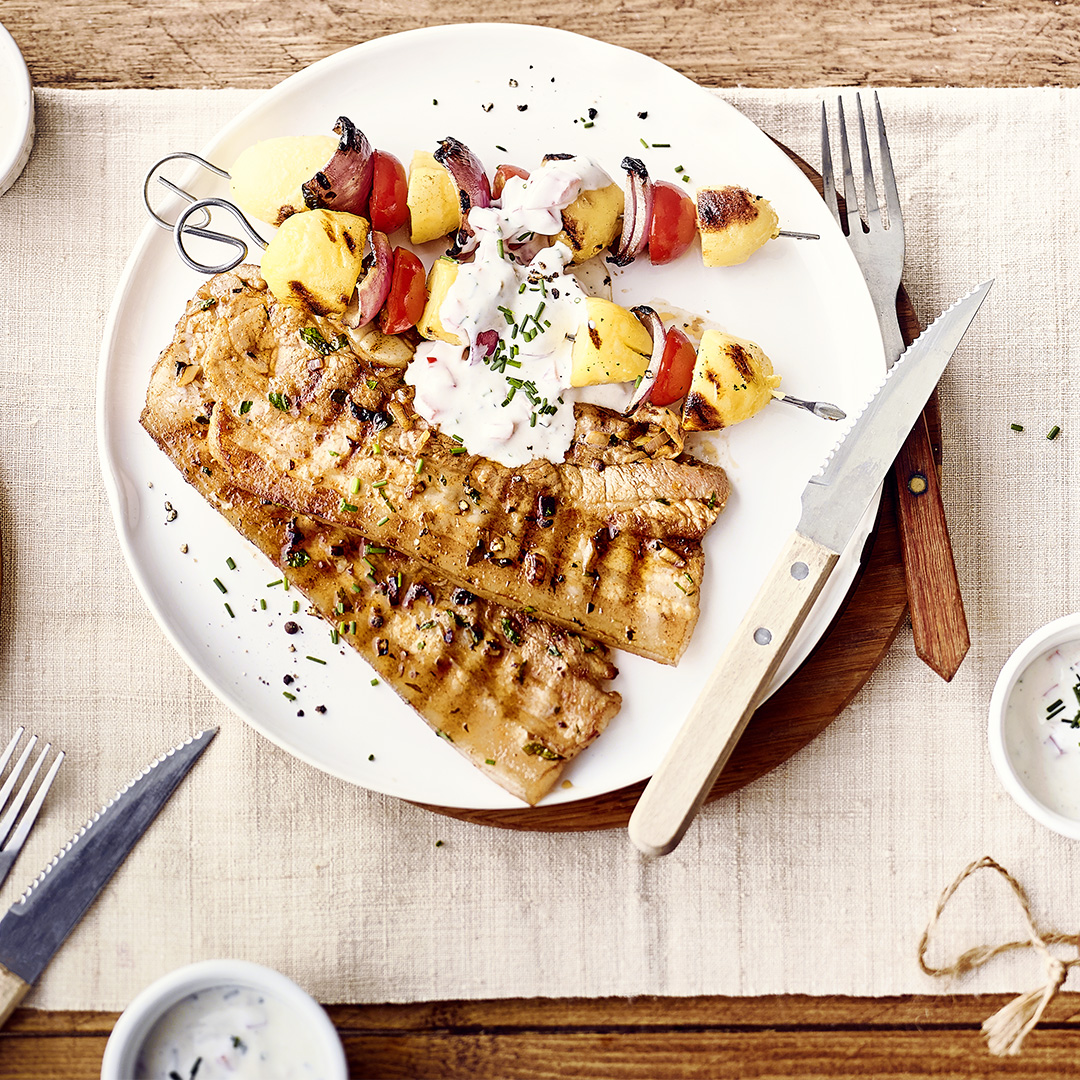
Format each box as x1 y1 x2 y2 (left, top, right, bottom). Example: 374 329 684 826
100 960 347 1080
988 613 1080 839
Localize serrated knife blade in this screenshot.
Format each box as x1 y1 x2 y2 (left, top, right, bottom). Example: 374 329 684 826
0 728 216 1023
629 280 992 857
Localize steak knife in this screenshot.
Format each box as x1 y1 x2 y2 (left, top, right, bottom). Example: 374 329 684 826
629 281 992 857
0 728 217 1024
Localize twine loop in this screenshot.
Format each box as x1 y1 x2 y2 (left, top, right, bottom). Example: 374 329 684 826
918 856 1080 1056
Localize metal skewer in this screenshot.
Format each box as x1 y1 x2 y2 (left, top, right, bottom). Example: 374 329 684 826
771 389 846 420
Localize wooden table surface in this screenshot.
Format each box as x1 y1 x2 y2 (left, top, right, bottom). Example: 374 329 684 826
5 1 1080 1076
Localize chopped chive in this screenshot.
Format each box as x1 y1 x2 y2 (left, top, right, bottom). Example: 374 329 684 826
415 457 425 474
450 446 467 455
674 165 684 173
372 479 389 488
292 600 299 613
640 137 649 148
485 758 496 765
213 578 227 594
239 400 253 414
373 442 382 455
330 629 339 644
497 239 505 259
350 477 361 494
226 557 236 570
681 174 692 183
1048 425 1062 440
1010 423 1024 432
350 621 357 635
652 142 671 148
224 603 234 618
377 515 390 526
260 598 267 610
365 545 388 554
266 579 283 588
583 121 594 129
351 582 362 592
283 578 290 591
306 655 326 665
340 499 359 513
283 691 296 701
371 678 379 687
518 282 526 294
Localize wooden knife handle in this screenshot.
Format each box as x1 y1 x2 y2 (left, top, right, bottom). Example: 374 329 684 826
0 962 30 1029
893 411 969 681
629 531 839 856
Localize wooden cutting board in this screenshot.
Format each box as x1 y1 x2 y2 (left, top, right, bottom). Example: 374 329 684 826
419 146 928 831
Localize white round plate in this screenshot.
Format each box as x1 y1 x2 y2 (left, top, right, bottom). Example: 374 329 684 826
99 24 884 810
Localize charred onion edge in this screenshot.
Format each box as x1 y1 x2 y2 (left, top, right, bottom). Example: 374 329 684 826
609 157 653 266
301 116 374 216
343 230 393 329
625 305 666 413
434 136 492 257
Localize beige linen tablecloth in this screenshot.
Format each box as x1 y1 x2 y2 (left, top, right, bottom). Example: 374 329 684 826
0 87 1073 1009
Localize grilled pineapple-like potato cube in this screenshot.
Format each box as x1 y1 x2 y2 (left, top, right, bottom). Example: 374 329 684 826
416 258 462 344
260 209 369 315
408 150 461 245
695 186 780 267
681 330 781 431
229 135 339 227
570 298 652 387
551 181 625 264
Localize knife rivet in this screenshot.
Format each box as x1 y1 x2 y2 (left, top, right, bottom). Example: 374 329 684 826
907 472 928 496
754 627 773 646
790 561 809 580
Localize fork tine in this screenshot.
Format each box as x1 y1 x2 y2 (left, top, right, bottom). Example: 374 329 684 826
837 98 862 236
820 102 839 223
0 741 50 849
0 750 63 860
0 727 25 782
873 91 903 239
0 733 36 819
855 94 881 227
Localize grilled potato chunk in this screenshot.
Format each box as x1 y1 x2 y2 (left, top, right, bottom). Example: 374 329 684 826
229 135 339 227
681 330 781 431
407 150 461 244
571 298 652 386
416 258 462 344
260 209 369 315
552 181 624 263
695 185 780 267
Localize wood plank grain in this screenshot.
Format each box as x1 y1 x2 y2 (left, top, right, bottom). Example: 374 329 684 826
5 0 1080 91
7 997 1080 1079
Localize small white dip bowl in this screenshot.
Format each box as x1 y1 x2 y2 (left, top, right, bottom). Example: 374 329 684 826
988 612 1080 840
100 959 347 1080
0 22 34 197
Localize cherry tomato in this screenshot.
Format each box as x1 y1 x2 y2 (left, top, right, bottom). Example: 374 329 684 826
369 151 409 234
648 181 697 265
378 248 426 335
492 164 530 199
649 326 697 407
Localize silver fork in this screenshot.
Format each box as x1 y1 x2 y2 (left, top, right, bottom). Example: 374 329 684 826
0 728 64 888
821 94 970 682
821 93 905 366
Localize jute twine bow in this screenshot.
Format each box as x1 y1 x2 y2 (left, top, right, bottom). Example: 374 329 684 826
918 856 1080 1056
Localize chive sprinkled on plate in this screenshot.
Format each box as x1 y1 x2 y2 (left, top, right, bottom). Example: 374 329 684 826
213 578 227 594
224 603 234 618
226 557 236 570
306 655 326 665
1010 422 1024 432
1048 425 1062 440
283 691 296 701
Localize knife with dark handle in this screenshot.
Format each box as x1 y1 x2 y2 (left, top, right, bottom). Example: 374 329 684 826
0 728 217 1025
629 282 992 857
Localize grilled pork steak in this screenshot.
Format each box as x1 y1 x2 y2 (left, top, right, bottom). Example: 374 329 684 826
176 268 728 664
142 323 621 805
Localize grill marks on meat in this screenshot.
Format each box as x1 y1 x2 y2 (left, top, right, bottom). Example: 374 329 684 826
188 272 728 664
141 301 620 805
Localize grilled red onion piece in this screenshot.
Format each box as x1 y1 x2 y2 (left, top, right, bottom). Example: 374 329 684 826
302 117 375 216
609 157 653 266
624 305 665 413
343 230 393 329
434 136 492 256
472 329 500 363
